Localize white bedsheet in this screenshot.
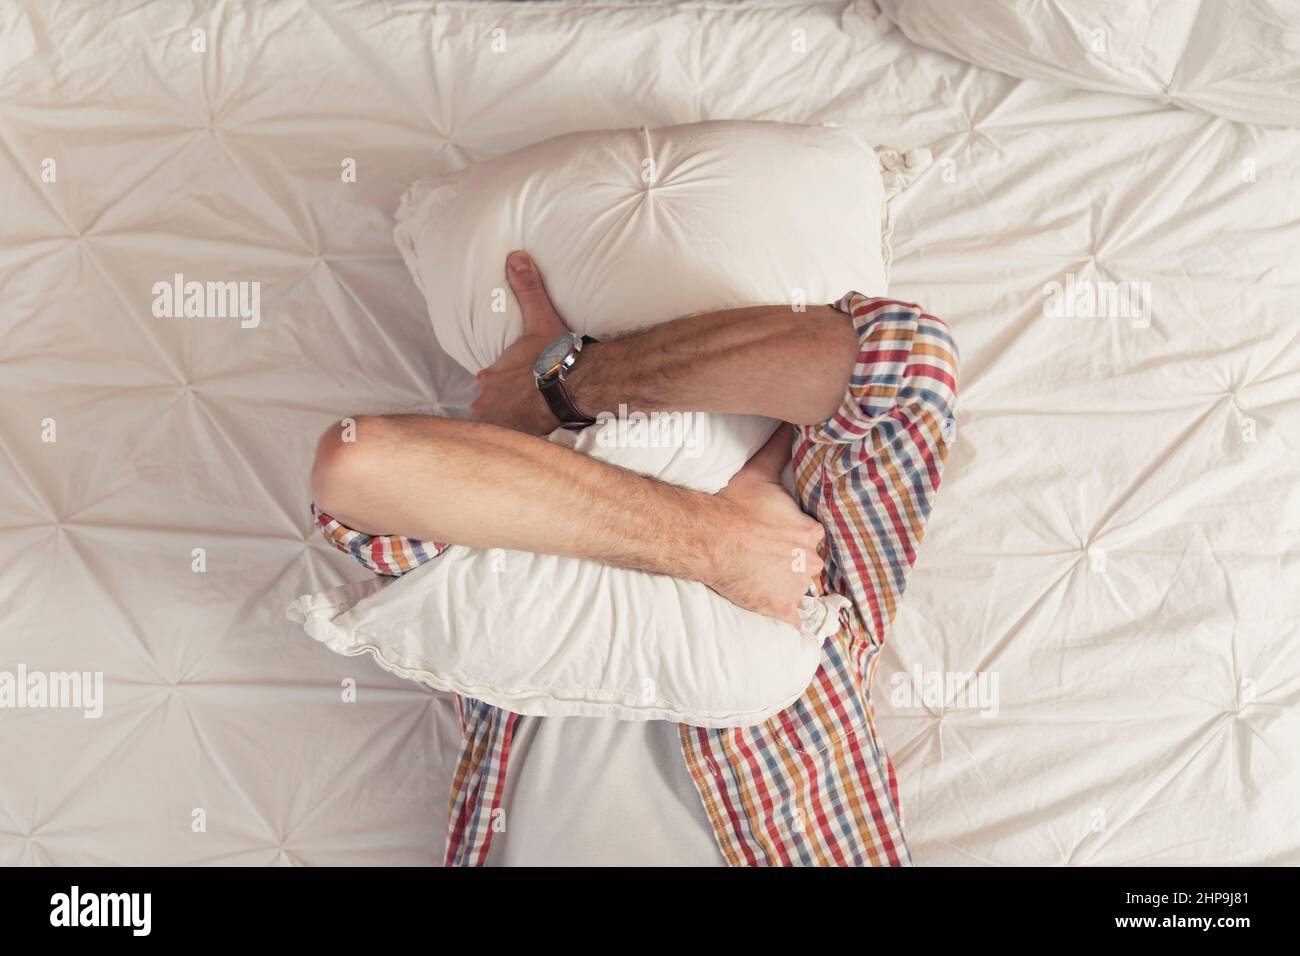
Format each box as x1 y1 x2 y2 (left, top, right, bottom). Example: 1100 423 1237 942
1 0 1296 865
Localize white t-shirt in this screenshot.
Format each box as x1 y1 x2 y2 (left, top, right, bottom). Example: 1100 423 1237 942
486 716 726 867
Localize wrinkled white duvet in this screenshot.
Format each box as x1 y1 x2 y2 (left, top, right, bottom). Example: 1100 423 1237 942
4 0 1297 866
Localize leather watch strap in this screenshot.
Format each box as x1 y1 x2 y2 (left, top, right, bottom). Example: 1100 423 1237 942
539 335 597 430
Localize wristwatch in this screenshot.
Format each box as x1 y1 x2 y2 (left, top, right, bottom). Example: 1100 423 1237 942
533 332 597 430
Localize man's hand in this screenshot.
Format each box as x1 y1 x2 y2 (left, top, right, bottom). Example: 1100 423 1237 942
707 425 825 626
469 251 572 435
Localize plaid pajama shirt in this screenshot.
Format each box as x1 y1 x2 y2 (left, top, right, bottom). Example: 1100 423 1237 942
313 293 959 867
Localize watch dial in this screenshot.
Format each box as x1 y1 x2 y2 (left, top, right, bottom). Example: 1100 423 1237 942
534 335 574 377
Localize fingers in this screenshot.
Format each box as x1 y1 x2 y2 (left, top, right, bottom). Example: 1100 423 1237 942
789 534 825 628
802 514 826 544
506 250 568 337
798 543 825 582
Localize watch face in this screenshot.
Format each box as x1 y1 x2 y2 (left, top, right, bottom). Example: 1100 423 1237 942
534 334 577 378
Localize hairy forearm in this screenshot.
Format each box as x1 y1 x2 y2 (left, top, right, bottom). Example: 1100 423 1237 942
311 414 727 582
566 304 858 425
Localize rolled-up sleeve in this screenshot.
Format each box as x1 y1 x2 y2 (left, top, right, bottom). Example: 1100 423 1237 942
793 292 959 647
310 502 449 577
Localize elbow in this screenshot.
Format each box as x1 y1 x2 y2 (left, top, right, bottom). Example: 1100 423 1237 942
309 415 386 520
793 307 863 426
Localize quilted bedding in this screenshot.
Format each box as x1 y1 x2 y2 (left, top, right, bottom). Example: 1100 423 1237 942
1 0 1297 865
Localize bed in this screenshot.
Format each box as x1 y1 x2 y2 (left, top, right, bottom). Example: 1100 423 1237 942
1 0 1296 865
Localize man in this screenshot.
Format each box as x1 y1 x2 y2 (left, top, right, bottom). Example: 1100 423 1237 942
310 250 959 866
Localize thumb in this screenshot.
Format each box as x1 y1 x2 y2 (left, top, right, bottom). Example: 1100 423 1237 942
506 250 568 337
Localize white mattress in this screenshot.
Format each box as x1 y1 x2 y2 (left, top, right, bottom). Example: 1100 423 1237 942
1 0 1297 865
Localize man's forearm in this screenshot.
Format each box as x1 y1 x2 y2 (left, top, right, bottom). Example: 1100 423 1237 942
566 305 859 426
312 412 820 624
312 414 724 581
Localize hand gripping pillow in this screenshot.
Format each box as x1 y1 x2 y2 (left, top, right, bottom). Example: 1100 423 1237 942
287 120 928 727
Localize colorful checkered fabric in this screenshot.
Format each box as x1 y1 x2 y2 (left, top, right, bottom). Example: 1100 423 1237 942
311 502 447 575
312 293 959 867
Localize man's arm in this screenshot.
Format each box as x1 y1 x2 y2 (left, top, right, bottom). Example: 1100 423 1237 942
310 415 824 626
468 251 861 433
568 305 859 426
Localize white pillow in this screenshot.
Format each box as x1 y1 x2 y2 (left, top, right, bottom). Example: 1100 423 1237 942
288 120 923 727
874 0 1300 128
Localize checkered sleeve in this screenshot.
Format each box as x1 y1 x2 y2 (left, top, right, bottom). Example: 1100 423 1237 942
310 501 449 577
792 292 959 647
